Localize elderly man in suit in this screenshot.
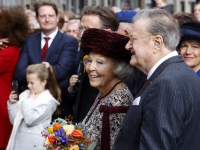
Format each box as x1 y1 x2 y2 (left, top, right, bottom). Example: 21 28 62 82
14 1 78 116
114 9 200 150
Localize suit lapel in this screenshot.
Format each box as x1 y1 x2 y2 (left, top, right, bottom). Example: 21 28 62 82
44 31 62 61
135 55 183 97
34 33 42 63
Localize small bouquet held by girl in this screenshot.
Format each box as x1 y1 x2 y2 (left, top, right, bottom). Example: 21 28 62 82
38 117 96 150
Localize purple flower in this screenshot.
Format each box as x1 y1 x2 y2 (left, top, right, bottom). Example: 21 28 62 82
60 127 64 134
80 144 84 147
82 128 85 131
81 122 85 127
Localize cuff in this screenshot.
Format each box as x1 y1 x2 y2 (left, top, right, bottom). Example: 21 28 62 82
68 86 77 95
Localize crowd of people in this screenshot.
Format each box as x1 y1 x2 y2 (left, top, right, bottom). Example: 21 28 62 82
1 0 200 150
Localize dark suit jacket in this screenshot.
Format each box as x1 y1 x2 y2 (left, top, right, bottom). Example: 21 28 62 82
114 55 200 150
124 69 147 97
14 31 78 115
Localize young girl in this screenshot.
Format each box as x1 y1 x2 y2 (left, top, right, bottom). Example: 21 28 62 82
6 62 61 150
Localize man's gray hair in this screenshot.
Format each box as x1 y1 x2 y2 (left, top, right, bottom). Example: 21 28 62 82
113 61 133 81
66 19 80 30
133 8 180 50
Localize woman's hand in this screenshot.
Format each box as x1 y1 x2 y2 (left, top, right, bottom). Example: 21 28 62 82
0 38 9 50
9 91 18 104
69 75 79 92
28 93 39 100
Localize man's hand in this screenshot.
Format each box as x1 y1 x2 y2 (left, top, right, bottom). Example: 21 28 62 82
69 75 79 92
0 38 9 50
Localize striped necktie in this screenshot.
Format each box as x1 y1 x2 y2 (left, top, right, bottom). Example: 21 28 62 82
41 37 50 62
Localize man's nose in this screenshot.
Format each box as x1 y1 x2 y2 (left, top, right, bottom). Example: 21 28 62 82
125 40 132 51
45 16 49 21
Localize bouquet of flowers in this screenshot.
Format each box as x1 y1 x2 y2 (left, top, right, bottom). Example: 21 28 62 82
37 116 96 150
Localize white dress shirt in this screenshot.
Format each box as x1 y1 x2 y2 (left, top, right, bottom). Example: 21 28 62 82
147 51 178 79
41 27 58 49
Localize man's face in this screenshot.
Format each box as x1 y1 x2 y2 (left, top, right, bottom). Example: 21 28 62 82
156 0 165 8
66 22 79 39
125 19 153 73
125 2 130 7
79 15 101 38
194 4 200 22
36 5 59 35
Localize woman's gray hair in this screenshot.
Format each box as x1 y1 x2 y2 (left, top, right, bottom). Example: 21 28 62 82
113 61 134 81
133 8 180 50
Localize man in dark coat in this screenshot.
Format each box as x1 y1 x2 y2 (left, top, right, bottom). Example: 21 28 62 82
114 9 200 150
14 1 78 117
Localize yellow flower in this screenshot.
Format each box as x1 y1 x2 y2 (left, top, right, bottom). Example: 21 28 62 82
83 55 88 61
63 125 75 136
83 55 88 73
47 126 54 133
69 145 79 150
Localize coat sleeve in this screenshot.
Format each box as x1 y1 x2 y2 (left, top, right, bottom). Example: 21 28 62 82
7 101 20 125
21 98 57 127
52 37 78 80
14 38 29 82
0 48 12 75
139 79 191 150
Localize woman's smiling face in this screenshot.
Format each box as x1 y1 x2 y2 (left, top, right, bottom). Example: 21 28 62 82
85 51 117 91
180 40 200 72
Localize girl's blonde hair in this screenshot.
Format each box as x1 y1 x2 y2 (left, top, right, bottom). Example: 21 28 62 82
27 64 61 115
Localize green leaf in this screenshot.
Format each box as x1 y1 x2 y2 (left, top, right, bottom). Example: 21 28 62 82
87 142 96 150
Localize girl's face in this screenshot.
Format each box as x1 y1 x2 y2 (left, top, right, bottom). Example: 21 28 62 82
26 73 46 94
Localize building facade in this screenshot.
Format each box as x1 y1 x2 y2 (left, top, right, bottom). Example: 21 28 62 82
0 0 140 14
0 0 196 15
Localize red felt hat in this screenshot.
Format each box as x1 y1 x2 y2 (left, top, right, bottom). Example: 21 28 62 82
80 28 131 63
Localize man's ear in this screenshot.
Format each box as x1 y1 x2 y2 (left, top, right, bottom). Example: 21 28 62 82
153 35 163 54
124 28 130 37
57 14 59 22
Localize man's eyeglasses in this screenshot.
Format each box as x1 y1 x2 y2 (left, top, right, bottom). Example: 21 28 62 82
78 26 89 33
129 34 155 43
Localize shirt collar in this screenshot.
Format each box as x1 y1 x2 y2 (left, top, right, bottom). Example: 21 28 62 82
41 27 58 40
147 51 178 79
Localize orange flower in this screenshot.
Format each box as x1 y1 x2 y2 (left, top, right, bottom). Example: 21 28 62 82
72 129 83 139
48 135 55 143
53 123 61 131
72 129 83 138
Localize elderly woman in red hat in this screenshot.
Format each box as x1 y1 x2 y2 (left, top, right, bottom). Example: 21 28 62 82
179 22 200 78
80 28 134 149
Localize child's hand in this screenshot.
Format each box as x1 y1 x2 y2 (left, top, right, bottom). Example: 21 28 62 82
28 93 39 100
9 91 18 104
